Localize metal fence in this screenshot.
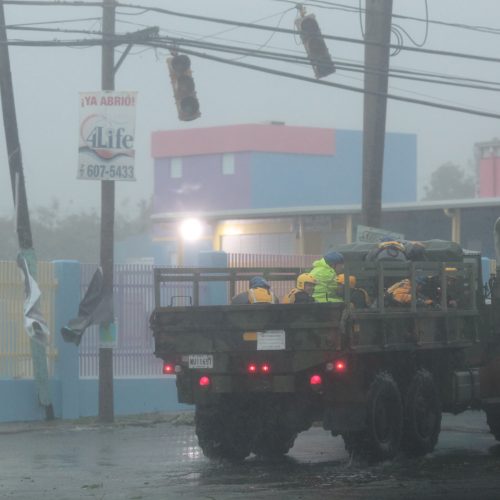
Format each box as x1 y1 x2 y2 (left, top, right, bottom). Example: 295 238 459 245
0 254 320 380
79 254 320 378
0 261 57 379
79 264 163 378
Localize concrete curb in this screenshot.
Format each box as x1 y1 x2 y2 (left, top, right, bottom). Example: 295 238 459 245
0 410 195 435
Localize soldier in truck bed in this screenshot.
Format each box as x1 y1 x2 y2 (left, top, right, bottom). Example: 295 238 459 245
385 276 434 307
231 276 279 304
282 273 317 304
309 251 345 303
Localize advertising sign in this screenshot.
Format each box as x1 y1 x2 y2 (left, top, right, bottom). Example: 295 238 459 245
78 91 137 181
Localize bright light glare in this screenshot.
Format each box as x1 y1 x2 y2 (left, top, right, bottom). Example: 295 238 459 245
180 218 203 241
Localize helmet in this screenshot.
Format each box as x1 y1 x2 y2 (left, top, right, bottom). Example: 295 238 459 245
249 276 270 289
337 274 356 287
324 251 344 266
379 236 394 242
296 273 316 290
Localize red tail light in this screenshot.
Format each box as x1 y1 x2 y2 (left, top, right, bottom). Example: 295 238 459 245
199 376 211 387
248 363 257 374
163 363 174 375
261 363 271 374
310 374 322 386
334 360 347 373
326 359 347 373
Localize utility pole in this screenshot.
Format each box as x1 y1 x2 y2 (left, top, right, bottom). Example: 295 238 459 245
0 1 53 420
361 0 393 228
99 0 116 423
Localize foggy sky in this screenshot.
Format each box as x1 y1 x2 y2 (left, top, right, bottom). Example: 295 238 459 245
0 0 498 218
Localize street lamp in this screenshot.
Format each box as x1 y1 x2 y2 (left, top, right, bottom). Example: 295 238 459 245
178 218 203 265
180 218 203 241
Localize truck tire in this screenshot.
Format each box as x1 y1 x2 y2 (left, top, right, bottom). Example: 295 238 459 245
402 369 441 456
195 403 253 461
342 372 403 461
485 406 500 441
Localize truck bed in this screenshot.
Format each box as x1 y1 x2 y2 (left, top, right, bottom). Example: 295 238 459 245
151 302 345 371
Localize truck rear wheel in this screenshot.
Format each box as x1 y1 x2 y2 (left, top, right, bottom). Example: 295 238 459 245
485 406 500 441
342 372 403 461
195 402 253 461
402 369 441 456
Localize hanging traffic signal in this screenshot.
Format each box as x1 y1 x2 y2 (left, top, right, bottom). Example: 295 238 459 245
167 54 201 121
296 13 335 79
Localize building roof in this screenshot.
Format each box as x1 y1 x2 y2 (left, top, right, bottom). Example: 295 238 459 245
151 197 500 222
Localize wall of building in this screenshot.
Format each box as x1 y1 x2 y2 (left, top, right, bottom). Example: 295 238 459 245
479 155 500 197
152 125 417 216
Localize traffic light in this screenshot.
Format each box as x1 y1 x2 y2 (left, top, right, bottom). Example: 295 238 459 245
296 13 335 79
167 54 201 121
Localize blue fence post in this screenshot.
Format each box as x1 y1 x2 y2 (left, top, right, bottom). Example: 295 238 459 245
53 260 81 419
198 251 229 305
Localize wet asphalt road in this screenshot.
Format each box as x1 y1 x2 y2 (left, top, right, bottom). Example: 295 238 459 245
1 411 500 500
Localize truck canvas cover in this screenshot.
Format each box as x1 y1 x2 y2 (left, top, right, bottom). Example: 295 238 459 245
335 239 464 262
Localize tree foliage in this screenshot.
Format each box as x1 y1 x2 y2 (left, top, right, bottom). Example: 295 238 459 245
423 162 475 201
0 198 152 263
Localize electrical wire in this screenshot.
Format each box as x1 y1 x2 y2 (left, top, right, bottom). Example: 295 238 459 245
146 37 500 119
5 16 101 27
277 0 500 36
6 22 500 95
124 21 500 92
230 8 293 62
2 1 500 118
4 1 500 65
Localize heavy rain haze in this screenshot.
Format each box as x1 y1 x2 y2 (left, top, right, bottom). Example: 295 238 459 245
0 0 499 218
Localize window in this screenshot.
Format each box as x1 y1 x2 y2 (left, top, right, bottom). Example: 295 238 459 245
222 153 235 175
170 157 182 178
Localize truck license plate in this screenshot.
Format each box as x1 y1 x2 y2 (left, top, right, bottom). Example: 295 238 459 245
188 354 213 369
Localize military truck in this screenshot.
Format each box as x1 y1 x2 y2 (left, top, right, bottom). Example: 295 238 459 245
150 236 500 462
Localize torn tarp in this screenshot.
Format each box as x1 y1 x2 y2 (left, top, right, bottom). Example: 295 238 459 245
17 253 50 346
61 267 114 346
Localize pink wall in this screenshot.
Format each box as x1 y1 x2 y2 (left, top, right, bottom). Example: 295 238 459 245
479 156 500 197
151 124 335 158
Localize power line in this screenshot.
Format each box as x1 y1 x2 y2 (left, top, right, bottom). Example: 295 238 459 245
5 1 500 65
5 22 500 95
2 3 499 117
130 22 500 91
279 0 500 36
147 38 500 120
5 16 101 27
113 2 500 65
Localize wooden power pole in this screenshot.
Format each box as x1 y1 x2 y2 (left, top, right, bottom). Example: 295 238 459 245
0 1 53 420
361 0 393 228
98 0 116 423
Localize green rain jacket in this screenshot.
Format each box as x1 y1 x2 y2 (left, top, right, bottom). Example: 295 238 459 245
309 258 343 303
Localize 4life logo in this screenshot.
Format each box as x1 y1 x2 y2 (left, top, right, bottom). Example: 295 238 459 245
79 114 135 161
